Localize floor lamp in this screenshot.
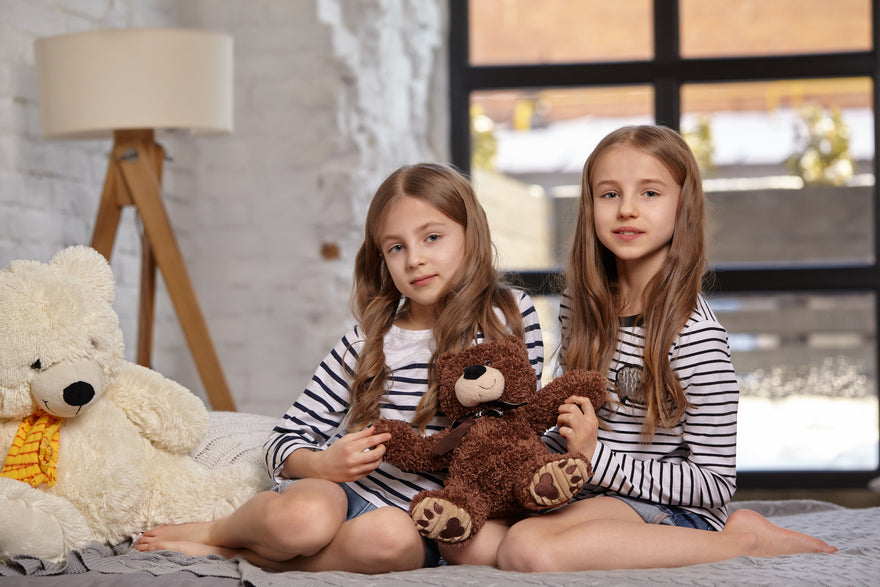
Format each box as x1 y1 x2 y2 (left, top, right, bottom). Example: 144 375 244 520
34 29 237 411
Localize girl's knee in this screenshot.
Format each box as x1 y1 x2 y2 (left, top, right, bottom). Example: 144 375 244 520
266 485 347 555
368 508 424 554
348 508 425 571
441 518 509 566
497 524 552 572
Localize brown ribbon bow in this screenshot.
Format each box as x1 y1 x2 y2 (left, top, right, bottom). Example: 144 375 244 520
432 401 524 456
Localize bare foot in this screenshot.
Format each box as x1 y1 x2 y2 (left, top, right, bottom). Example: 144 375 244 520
135 521 214 551
725 508 837 557
136 539 241 558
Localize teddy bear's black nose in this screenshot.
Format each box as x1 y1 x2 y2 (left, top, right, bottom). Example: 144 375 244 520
63 381 95 407
463 365 487 380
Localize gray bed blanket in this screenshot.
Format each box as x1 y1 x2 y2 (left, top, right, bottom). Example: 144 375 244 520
2 499 878 586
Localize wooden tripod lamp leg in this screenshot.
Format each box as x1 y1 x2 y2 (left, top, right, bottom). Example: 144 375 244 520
137 237 157 368
90 149 127 258
93 135 159 370
108 130 236 412
135 138 163 368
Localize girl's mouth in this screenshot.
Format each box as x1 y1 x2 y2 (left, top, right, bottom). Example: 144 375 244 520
411 274 436 287
614 227 643 241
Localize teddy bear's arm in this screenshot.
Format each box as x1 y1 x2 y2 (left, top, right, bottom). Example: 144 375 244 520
372 419 450 472
106 362 209 453
524 370 607 434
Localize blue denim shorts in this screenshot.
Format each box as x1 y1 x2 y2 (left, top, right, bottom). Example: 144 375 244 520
611 495 715 530
272 480 442 567
271 479 376 521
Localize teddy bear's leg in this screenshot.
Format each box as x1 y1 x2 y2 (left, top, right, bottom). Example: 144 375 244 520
520 453 590 510
411 495 471 543
0 478 93 562
409 487 488 544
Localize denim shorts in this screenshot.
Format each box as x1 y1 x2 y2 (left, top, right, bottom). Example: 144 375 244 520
271 479 376 521
272 479 442 567
611 495 715 530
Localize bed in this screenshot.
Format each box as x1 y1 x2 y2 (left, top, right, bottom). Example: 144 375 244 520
2 411 879 586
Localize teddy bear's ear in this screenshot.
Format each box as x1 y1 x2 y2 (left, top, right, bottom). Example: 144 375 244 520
49 246 115 305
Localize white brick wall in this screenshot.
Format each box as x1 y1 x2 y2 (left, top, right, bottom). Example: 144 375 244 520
0 0 448 416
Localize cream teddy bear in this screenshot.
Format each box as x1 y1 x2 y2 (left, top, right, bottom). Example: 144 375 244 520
0 246 268 562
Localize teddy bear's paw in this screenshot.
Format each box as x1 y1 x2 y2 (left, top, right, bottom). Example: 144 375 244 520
411 497 472 543
529 457 589 507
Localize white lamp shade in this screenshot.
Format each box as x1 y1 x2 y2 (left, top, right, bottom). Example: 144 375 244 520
35 28 233 139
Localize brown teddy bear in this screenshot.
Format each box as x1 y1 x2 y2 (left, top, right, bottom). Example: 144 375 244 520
373 335 606 546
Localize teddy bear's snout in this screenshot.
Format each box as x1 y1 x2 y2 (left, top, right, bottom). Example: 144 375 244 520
63 381 95 407
463 365 487 380
30 358 105 417
455 364 505 407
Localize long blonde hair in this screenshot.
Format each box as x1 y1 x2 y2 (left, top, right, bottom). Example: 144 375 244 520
563 125 707 438
349 163 523 432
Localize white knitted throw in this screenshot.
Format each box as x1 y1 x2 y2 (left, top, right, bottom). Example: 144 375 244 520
190 411 278 487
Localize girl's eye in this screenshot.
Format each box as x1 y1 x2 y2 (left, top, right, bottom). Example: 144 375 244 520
600 191 619 199
426 234 440 243
644 190 660 198
387 244 404 254
30 359 42 370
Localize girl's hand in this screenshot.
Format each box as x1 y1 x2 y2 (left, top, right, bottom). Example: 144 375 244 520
315 426 392 482
557 395 599 457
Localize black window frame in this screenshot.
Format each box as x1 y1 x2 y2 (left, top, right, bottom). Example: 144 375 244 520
449 0 880 490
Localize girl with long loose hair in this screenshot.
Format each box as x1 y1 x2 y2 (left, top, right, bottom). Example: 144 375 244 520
136 163 544 573
448 125 835 570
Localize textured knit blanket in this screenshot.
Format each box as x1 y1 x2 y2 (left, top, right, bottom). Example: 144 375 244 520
2 412 878 586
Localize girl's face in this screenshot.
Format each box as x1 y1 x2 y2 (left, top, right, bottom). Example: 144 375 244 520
378 195 466 329
591 144 681 275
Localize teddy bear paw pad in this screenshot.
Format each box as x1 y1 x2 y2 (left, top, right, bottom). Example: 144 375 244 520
411 497 472 543
530 458 589 506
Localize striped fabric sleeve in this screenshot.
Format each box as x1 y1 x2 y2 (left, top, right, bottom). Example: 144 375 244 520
588 309 739 512
264 289 545 487
548 294 739 528
263 327 362 481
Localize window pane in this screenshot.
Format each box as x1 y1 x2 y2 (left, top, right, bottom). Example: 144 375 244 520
471 86 654 271
681 78 875 269
711 292 879 472
540 291 880 472
469 0 652 65
681 0 872 58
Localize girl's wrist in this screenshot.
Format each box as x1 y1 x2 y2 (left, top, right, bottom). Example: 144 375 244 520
283 447 322 479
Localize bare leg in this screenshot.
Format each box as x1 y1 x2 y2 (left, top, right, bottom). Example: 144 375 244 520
136 483 425 574
156 504 425 573
440 518 514 566
136 479 347 561
278 505 425 573
497 497 836 572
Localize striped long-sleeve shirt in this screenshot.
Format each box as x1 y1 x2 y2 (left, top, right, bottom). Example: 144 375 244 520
547 293 738 530
264 290 544 511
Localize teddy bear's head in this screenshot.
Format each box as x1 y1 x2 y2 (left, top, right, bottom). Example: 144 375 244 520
0 246 125 420
435 335 537 421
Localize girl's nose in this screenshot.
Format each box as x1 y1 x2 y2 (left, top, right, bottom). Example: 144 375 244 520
406 248 424 267
617 194 638 218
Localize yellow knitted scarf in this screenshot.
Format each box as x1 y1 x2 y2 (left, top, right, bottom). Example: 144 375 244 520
1 410 62 487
